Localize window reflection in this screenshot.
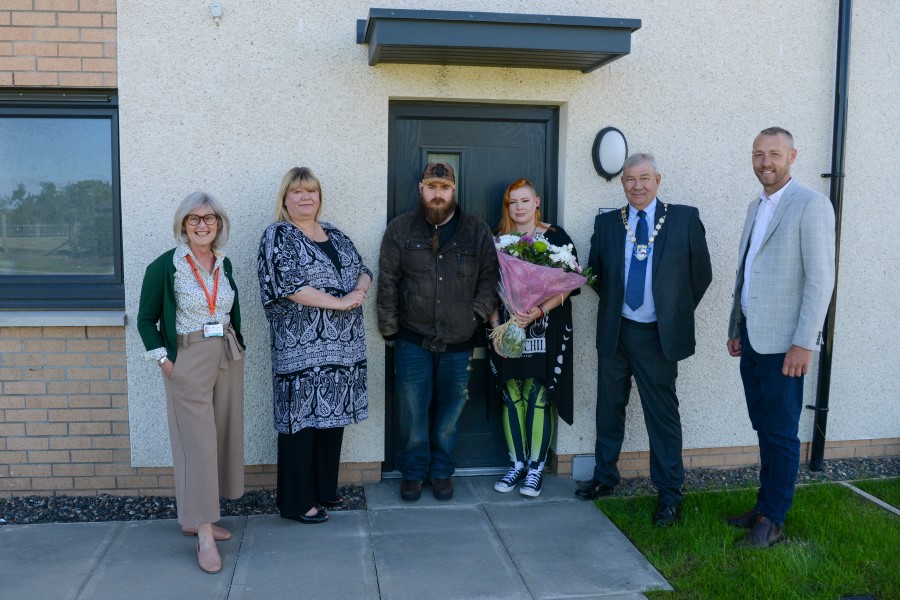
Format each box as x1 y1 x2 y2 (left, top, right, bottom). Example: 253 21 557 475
0 118 113 275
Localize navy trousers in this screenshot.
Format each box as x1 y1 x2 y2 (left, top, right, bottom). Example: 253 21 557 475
594 318 684 507
740 325 805 526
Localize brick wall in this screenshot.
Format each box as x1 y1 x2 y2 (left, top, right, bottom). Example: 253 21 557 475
0 0 116 87
0 326 382 498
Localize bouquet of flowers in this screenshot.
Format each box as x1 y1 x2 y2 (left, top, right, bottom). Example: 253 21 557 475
489 232 595 358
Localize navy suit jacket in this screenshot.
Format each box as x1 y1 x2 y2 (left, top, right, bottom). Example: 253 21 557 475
588 202 712 363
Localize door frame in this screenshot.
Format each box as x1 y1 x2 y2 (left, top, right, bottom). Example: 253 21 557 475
383 101 560 475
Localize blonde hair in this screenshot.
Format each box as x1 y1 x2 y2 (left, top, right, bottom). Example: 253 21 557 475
274 167 323 222
495 179 543 235
172 191 230 250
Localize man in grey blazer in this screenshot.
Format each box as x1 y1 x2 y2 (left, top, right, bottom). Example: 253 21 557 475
726 127 835 548
578 153 712 527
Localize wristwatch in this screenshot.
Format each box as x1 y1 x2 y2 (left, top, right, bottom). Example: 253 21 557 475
157 356 168 366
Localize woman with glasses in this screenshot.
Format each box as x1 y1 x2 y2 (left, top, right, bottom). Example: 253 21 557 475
257 167 370 525
137 192 245 574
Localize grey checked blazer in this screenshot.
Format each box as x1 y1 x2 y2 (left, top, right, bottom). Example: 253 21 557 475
728 181 836 354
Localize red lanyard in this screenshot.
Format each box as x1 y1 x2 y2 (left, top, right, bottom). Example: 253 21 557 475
185 254 220 317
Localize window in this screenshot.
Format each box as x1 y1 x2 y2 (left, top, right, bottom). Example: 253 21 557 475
0 93 122 309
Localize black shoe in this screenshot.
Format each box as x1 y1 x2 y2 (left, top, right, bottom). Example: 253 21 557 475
285 509 328 524
725 507 759 529
400 479 422 501
431 477 453 500
321 496 344 508
575 479 615 500
652 504 679 527
736 515 784 548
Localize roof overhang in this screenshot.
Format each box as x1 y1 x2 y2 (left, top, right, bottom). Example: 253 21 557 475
356 9 641 73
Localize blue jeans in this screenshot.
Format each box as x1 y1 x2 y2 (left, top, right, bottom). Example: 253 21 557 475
394 339 472 480
740 325 804 526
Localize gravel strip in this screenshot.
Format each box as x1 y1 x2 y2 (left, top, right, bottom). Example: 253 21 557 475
593 456 900 498
1 457 896 526
0 484 365 526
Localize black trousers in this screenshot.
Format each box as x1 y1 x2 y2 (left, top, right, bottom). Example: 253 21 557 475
276 427 344 517
593 318 684 506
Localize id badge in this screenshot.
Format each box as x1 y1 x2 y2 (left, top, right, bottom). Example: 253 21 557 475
204 322 224 337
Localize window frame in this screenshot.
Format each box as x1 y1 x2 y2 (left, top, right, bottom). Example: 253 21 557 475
0 92 123 310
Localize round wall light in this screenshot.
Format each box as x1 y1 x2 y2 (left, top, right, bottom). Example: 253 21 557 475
592 127 628 181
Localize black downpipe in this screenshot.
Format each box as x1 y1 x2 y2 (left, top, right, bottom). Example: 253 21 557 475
809 0 852 471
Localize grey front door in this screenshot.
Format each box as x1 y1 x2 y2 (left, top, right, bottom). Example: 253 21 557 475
384 101 559 472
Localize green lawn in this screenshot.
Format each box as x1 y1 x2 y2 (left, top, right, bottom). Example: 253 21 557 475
853 477 900 509
596 483 900 599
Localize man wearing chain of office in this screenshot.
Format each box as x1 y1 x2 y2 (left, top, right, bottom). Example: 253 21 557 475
579 153 712 527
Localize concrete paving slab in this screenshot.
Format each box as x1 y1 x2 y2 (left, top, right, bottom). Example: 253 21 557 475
485 501 671 598
468 472 580 505
77 516 246 600
364 477 482 509
0 521 120 600
369 504 530 600
230 512 378 600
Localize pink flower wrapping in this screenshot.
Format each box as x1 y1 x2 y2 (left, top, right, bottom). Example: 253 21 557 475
497 250 587 314
491 251 587 358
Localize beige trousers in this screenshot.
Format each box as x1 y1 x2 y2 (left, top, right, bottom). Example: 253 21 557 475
162 326 244 526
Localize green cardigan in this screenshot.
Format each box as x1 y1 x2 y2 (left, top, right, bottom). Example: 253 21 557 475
136 247 245 362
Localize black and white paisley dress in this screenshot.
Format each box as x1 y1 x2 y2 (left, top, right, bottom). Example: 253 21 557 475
257 221 371 433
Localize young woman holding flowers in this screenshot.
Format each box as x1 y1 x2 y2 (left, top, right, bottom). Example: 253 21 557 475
488 179 581 497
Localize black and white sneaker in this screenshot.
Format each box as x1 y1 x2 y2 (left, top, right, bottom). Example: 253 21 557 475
494 465 526 492
520 469 543 497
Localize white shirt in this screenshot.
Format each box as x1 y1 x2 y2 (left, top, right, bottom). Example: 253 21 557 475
741 178 792 317
622 198 658 322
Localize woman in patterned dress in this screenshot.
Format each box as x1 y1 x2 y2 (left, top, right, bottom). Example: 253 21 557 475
257 167 371 524
137 192 245 574
488 179 580 498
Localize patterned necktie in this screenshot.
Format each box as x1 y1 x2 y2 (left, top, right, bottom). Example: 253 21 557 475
625 210 648 310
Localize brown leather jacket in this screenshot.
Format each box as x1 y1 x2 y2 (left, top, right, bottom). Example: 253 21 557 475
377 207 499 352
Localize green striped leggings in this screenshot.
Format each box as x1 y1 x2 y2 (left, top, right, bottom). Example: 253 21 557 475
502 378 555 469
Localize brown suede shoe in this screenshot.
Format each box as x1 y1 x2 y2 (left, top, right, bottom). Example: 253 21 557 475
724 508 760 529
736 515 784 548
431 477 453 500
400 479 422 501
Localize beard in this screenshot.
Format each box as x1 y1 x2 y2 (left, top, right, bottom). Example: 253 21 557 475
419 193 457 225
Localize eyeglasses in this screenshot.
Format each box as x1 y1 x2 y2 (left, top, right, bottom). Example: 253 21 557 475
185 214 219 226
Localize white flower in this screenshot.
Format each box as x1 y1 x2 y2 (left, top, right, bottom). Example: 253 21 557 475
496 234 521 249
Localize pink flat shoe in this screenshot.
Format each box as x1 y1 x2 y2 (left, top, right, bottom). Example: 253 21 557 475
196 542 221 574
182 524 232 541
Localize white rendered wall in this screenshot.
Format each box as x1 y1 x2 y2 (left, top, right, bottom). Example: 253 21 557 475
119 1 899 467
825 1 900 442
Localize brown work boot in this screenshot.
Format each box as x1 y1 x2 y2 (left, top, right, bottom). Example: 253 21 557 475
400 479 422 501
431 477 453 500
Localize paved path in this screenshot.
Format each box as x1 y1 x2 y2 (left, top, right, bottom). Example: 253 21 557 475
0 476 670 599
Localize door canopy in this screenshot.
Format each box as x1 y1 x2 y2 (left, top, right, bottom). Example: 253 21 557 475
356 9 641 73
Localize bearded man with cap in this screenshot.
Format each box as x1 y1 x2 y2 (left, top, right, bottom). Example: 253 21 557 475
377 162 499 501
